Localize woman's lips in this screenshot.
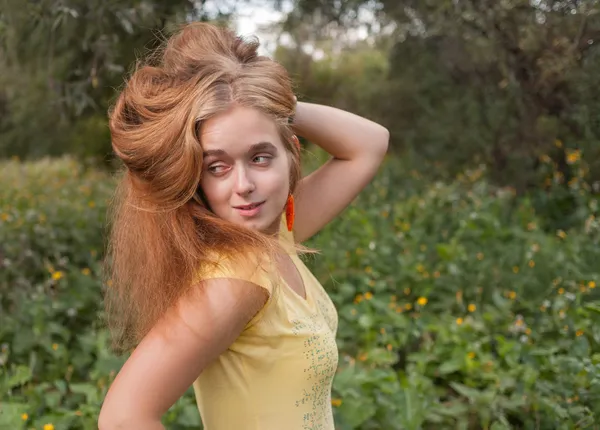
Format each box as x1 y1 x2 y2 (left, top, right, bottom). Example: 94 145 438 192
234 201 265 217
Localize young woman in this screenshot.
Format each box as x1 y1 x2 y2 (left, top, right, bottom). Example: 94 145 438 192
98 21 388 430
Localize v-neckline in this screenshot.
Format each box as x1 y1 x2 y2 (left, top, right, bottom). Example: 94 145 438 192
278 252 311 304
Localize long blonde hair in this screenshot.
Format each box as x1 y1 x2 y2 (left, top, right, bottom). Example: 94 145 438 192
104 22 301 353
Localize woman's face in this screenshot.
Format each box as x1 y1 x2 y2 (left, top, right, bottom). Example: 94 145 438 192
199 105 291 235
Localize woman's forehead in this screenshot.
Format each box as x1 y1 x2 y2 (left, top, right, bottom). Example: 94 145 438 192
200 106 282 153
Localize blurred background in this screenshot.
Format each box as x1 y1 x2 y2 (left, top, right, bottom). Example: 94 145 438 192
1 1 599 429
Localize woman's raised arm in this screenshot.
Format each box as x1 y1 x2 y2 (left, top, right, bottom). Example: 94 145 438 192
291 101 389 243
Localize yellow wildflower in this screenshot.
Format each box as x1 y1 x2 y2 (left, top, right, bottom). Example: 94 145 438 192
88 201 96 208
456 317 464 325
554 139 563 148
21 413 28 421
558 288 565 295
467 352 475 359
508 291 517 300
566 149 581 164
51 271 64 281
589 281 596 289
43 424 55 430
416 264 425 273
52 343 58 351
358 353 368 362
380 328 386 335
576 330 584 337
331 398 342 407
528 260 535 268
525 328 532 335
556 230 567 239
468 303 476 312
364 292 373 300
386 344 393 351
81 268 91 276
404 303 412 311
512 266 519 273
417 297 428 306
364 266 373 274
354 294 363 304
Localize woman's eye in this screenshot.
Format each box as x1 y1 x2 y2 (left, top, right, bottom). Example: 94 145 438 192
253 155 271 164
207 164 228 174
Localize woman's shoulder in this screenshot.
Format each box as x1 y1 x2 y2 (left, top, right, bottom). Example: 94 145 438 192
194 249 276 295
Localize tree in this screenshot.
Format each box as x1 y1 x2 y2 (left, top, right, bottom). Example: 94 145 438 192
273 0 600 188
0 0 228 160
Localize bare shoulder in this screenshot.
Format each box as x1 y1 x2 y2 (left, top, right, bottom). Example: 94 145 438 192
99 277 268 428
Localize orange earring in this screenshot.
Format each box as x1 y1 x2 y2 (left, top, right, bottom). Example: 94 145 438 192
285 194 295 232
292 135 301 151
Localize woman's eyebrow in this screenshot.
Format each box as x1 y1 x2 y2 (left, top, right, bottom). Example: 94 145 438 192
202 142 278 158
202 149 226 158
249 142 278 153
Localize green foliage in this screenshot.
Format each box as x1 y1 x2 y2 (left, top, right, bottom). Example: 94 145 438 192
0 0 219 160
1 156 599 429
277 0 600 191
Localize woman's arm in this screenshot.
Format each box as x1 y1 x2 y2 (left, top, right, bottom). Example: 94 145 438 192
291 101 389 243
98 279 268 430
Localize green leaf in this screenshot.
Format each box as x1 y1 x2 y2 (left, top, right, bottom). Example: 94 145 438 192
175 404 201 427
449 382 482 402
0 402 28 427
70 383 99 404
5 365 32 389
337 395 377 428
438 357 464 375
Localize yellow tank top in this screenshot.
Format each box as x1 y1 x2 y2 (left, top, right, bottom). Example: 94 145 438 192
191 215 339 430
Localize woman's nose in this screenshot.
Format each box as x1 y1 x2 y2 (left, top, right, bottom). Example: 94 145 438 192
234 166 255 195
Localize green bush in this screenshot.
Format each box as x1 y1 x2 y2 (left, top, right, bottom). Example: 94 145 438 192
1 155 598 429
